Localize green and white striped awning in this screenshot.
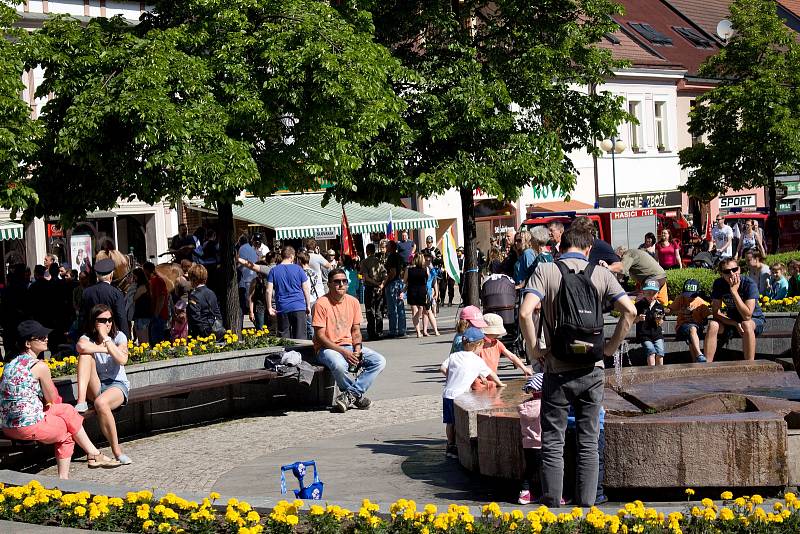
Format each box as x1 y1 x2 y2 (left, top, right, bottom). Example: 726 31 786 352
0 220 23 241
188 194 437 240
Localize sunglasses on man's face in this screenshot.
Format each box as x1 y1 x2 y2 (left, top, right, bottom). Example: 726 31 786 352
721 266 739 275
32 336 48 342
95 317 113 324
330 279 348 286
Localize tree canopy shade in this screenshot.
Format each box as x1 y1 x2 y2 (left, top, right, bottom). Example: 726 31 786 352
21 0 408 328
679 0 800 250
0 1 38 214
347 0 630 304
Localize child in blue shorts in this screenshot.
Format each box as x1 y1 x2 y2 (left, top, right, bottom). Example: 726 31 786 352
440 327 504 457
635 279 666 366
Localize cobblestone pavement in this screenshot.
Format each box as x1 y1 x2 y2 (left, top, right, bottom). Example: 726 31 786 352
38 394 442 492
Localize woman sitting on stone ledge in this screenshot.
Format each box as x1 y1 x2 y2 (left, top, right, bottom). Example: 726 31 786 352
75 304 132 466
0 320 120 478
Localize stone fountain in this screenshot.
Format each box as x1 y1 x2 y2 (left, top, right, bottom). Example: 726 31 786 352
453 325 800 489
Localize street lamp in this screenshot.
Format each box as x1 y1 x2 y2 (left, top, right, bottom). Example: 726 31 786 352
600 136 626 208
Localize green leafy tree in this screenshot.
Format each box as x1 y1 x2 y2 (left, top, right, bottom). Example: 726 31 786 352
679 0 800 253
335 0 629 304
0 1 38 213
22 0 406 329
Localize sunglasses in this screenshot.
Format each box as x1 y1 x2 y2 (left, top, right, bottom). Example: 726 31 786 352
32 336 48 342
330 279 348 286
721 266 739 275
95 317 113 324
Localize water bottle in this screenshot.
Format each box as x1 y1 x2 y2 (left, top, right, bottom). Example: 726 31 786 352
348 350 362 374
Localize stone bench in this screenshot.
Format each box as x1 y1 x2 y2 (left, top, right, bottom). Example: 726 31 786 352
454 361 800 489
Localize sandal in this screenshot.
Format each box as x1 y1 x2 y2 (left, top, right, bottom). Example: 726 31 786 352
88 453 121 469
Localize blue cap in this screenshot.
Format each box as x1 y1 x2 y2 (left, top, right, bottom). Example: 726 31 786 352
462 327 485 343
642 279 661 292
683 278 700 296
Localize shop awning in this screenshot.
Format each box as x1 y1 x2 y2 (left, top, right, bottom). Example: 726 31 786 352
0 220 23 241
529 200 593 212
188 194 437 240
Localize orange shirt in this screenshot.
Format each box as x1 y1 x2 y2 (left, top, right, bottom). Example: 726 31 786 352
669 295 710 327
472 338 506 391
312 294 362 352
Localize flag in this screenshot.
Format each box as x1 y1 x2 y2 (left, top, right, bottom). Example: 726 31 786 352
386 209 395 241
440 229 461 285
341 206 355 258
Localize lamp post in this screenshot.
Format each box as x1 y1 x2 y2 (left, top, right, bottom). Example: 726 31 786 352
600 136 626 208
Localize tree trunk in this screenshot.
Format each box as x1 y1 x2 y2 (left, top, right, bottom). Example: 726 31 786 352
459 186 480 306
768 176 779 254
217 200 241 333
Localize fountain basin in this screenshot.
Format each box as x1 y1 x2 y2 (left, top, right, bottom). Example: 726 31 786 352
453 361 800 489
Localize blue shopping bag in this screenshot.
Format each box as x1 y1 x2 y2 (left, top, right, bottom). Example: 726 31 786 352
280 461 324 500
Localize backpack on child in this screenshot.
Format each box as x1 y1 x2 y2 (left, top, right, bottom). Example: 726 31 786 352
544 261 605 364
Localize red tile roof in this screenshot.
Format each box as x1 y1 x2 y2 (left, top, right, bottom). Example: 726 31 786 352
596 27 676 68
662 0 732 43
613 0 721 75
779 0 800 18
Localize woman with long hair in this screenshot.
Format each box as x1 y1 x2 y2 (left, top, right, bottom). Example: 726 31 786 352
74 304 132 465
639 232 657 259
736 219 766 259
0 321 119 478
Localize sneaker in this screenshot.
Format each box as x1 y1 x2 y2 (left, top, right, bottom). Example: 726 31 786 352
518 490 532 505
116 454 133 465
445 445 458 458
353 395 372 410
333 392 354 413
697 354 707 363
595 494 608 505
74 402 89 413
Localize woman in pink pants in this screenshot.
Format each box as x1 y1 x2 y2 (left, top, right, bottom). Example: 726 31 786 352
0 321 119 478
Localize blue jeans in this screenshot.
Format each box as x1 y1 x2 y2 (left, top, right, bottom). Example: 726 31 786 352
385 279 406 336
253 308 265 330
540 366 604 507
642 339 665 357
317 345 386 398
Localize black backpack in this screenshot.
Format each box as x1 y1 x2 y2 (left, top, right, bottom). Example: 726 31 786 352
547 261 605 364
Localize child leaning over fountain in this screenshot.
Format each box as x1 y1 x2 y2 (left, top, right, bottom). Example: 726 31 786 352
517 367 544 505
635 279 666 366
668 278 710 363
472 313 532 391
440 327 505 458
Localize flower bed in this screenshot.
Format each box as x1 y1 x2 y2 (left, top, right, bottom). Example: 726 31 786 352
2 481 800 533
0 327 289 379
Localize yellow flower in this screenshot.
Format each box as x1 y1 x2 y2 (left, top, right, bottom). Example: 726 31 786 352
721 491 733 500
685 488 695 497
701 498 714 508
286 514 299 525
73 505 87 517
142 520 154 530
310 505 324 516
751 494 764 505
157 523 171 533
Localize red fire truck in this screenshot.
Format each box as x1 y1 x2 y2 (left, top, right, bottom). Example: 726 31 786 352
520 207 658 250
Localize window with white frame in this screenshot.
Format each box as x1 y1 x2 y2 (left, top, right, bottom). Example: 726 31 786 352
654 101 668 151
628 100 643 151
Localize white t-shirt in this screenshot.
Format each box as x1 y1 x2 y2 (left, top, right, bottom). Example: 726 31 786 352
256 243 270 259
308 253 328 296
712 225 733 257
440 351 492 399
79 331 129 389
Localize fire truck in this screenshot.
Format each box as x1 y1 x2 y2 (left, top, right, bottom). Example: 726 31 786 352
520 207 658 250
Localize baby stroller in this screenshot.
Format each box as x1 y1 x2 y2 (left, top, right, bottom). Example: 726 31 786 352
691 250 723 270
480 274 522 353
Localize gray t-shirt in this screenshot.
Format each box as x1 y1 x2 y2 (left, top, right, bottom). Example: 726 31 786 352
308 253 328 297
524 254 626 374
79 331 129 389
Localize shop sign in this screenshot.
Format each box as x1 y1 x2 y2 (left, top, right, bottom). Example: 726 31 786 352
314 228 337 240
719 194 756 209
598 190 682 209
494 225 513 234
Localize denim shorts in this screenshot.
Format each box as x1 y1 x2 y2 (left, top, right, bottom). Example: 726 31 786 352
719 316 766 341
642 339 665 357
676 322 704 342
100 379 129 406
442 398 455 424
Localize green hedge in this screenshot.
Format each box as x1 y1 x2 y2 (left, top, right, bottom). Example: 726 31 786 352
764 251 800 267
665 268 718 300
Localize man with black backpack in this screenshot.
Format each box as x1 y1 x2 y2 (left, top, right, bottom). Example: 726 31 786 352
519 224 636 507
